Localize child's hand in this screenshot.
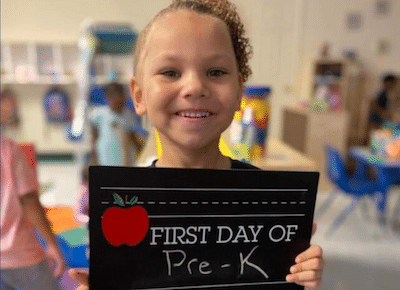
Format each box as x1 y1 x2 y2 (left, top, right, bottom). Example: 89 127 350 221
286 244 324 289
68 268 89 290
46 244 66 277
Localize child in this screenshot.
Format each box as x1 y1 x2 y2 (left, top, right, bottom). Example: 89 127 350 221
0 136 66 290
368 74 399 131
90 82 145 166
70 0 324 288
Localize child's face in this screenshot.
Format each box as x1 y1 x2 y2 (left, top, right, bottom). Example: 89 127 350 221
131 10 243 152
107 93 125 113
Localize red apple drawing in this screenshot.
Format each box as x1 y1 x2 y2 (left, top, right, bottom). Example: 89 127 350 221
101 194 149 246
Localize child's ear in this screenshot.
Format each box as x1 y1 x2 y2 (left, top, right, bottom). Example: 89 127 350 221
130 77 147 116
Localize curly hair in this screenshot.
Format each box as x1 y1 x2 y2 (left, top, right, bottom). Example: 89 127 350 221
134 0 252 83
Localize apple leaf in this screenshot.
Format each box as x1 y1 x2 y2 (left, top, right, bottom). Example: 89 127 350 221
127 196 138 205
113 193 125 207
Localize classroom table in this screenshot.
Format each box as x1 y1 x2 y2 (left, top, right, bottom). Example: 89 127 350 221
138 129 317 172
349 146 400 223
253 138 316 172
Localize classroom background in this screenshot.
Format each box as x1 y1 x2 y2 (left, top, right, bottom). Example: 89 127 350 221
1 0 400 289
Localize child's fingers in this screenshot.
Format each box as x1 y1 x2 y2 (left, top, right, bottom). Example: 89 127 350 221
286 270 323 288
290 257 324 274
68 268 89 286
295 245 323 263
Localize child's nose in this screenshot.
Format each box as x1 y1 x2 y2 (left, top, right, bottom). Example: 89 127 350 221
181 72 209 99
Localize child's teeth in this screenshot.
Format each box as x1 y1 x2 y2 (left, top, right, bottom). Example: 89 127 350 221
179 111 211 118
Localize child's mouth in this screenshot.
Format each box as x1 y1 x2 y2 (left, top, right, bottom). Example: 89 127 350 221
175 110 214 118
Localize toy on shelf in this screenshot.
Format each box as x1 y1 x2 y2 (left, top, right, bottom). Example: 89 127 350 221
328 84 343 111
384 121 400 159
370 122 400 159
311 100 329 113
386 139 400 159
312 75 343 113
230 86 271 162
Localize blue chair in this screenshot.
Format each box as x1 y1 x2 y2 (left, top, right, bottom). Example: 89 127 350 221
315 146 380 236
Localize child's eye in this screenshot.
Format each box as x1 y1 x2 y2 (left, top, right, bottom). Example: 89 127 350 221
208 69 227 77
161 70 180 78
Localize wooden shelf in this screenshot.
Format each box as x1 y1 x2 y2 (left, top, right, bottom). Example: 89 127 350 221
309 58 367 142
282 105 350 191
281 57 367 190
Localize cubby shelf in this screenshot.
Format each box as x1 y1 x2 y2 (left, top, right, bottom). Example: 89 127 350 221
1 42 134 86
282 57 367 190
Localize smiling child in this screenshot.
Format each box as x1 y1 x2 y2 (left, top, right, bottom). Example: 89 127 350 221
70 0 324 289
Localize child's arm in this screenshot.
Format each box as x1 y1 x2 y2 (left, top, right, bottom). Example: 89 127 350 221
20 191 66 277
389 93 400 122
91 125 99 164
73 183 89 224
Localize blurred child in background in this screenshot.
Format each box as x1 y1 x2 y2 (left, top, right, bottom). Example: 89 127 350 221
0 136 66 290
368 74 399 131
90 82 145 166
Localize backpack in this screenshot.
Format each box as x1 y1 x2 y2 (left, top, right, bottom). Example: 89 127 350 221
43 87 73 123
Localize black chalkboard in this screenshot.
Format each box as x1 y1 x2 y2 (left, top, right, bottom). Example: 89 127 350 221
89 167 319 290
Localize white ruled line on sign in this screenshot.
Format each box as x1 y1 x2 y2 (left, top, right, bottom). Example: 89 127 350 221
101 187 308 192
134 280 289 290
101 200 307 206
148 214 305 218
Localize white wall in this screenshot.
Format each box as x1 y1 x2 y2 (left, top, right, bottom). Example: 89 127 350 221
299 0 400 99
2 0 399 151
0 84 83 152
1 0 171 42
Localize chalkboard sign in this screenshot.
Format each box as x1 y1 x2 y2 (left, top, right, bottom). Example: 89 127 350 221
89 167 319 290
